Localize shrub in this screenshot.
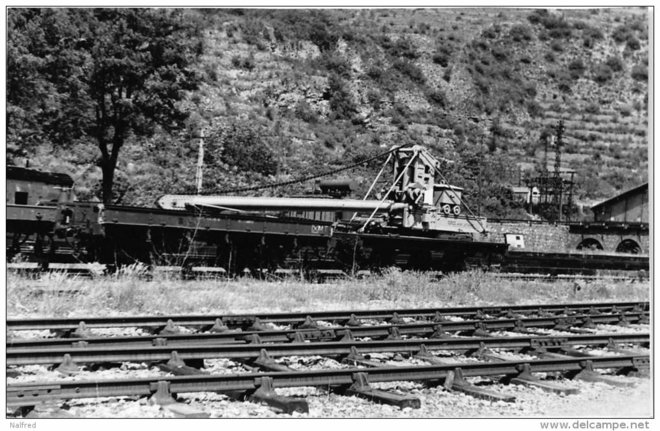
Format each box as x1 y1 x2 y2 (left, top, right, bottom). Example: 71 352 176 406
550 40 564 52
612 25 631 43
527 100 543 117
491 46 510 61
389 102 412 129
573 20 587 30
328 74 357 119
294 99 318 123
544 51 556 62
443 66 453 82
549 26 572 39
366 65 384 80
520 55 532 64
218 123 278 175
558 80 572 93
582 26 604 48
568 59 586 79
426 88 447 107
626 36 641 51
631 64 648 81
482 26 499 39
605 56 624 72
309 22 339 52
321 54 352 79
432 44 454 67
367 89 382 110
474 76 490 94
433 52 450 67
585 103 600 114
231 55 256 71
392 60 426 84
582 36 595 48
583 26 604 40
619 105 632 117
630 20 646 33
509 24 533 42
529 12 572 38
387 37 419 59
527 9 549 25
592 63 613 84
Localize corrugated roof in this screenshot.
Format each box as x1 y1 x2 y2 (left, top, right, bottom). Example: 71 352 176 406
7 166 74 186
591 183 648 210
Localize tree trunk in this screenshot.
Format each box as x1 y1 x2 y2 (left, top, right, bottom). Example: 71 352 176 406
101 160 115 205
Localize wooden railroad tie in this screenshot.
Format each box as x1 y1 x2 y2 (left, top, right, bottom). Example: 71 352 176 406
342 372 421 409
444 368 516 403
248 376 309 414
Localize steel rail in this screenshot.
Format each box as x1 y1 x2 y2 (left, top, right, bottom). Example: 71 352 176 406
6 313 649 351
7 301 649 331
7 355 648 407
6 333 649 366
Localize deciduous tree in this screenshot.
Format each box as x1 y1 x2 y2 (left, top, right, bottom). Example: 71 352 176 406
8 8 202 203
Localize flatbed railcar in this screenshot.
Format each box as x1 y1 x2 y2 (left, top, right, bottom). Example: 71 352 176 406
6 144 648 276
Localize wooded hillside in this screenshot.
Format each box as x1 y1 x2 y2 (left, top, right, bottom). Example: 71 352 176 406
7 8 649 219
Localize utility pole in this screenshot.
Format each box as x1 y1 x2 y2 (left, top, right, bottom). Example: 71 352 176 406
554 121 564 222
195 128 204 195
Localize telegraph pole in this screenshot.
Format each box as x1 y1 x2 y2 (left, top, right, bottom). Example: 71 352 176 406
554 121 564 222
195 128 204 194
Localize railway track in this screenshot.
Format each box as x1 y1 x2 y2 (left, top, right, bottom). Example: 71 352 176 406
7 313 648 350
7 302 650 417
7 353 649 413
7 301 649 332
6 333 649 367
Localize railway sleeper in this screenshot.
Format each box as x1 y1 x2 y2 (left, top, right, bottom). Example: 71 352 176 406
507 363 579 395
246 376 309 414
296 316 319 330
247 318 269 332
341 346 383 367
616 357 650 378
566 360 635 388
606 338 647 355
51 321 92 339
53 354 81 375
339 372 421 409
468 342 511 362
430 324 451 339
239 349 293 373
156 351 207 376
158 320 183 336
444 368 516 403
414 344 459 366
147 381 210 418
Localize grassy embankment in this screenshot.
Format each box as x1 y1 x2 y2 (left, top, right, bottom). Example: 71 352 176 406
7 268 649 318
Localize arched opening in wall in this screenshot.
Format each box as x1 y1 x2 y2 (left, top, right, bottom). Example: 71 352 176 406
616 239 641 254
577 238 603 251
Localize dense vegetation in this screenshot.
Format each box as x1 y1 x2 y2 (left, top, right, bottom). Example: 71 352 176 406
7 8 649 218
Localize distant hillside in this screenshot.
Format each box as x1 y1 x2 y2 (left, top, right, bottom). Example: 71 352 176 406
8 8 649 219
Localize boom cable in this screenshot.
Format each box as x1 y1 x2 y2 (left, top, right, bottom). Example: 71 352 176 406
202 145 405 195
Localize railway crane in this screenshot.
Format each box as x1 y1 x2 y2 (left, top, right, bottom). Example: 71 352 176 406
7 145 509 274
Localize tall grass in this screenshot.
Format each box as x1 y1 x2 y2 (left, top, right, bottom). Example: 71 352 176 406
6 268 649 318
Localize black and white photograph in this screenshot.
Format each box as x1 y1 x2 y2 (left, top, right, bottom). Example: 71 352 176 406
4 3 654 426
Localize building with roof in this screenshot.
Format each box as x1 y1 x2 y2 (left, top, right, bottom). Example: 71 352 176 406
591 183 648 224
